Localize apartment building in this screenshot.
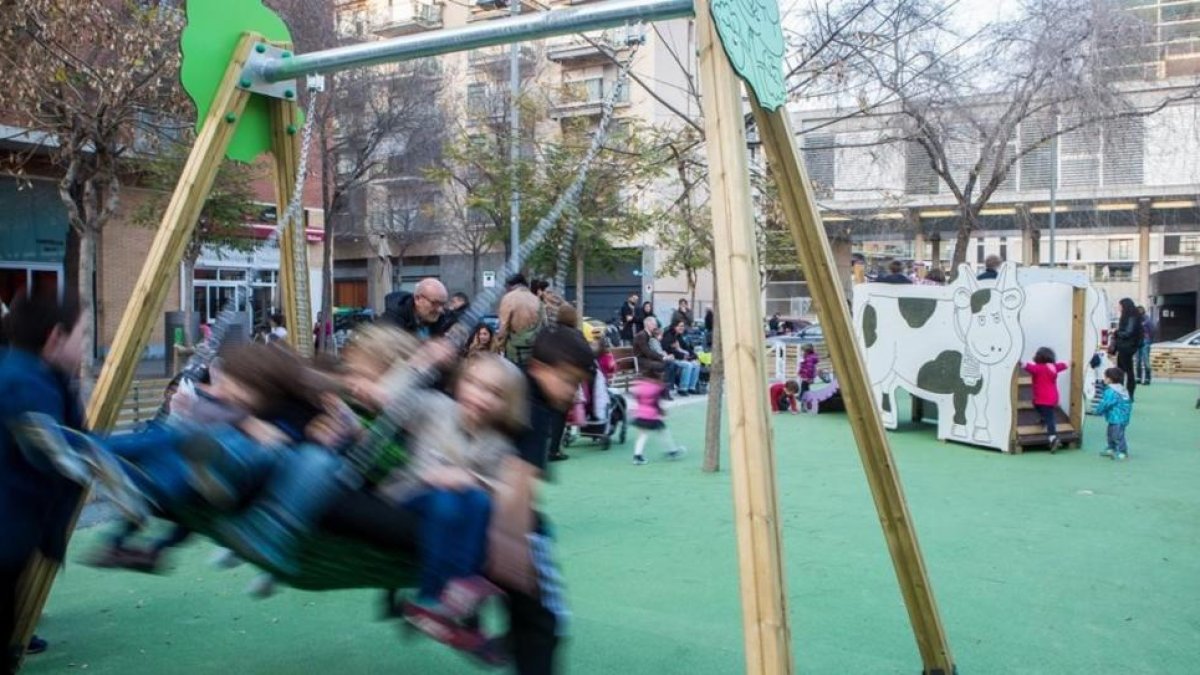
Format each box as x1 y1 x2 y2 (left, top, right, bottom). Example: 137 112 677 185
330 0 707 322
784 78 1200 316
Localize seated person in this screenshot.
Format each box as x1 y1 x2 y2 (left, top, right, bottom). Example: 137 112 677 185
662 320 701 395
632 317 679 400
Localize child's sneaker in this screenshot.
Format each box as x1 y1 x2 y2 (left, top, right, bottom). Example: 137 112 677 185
209 547 244 569
246 573 277 598
666 447 687 460
632 455 647 466
1100 449 1114 458
1047 435 1060 453
1115 452 1128 461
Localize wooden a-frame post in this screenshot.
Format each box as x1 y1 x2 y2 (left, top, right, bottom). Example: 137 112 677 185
694 2 794 672
9 33 312 667
749 96 957 674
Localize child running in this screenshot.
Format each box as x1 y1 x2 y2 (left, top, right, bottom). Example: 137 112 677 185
1023 346 1068 452
1093 367 1133 460
798 343 819 395
629 365 685 465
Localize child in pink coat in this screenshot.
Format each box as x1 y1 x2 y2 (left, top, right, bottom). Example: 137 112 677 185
798 344 819 395
1024 347 1068 451
629 366 685 465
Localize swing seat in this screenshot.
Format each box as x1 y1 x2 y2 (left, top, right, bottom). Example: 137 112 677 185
168 503 421 592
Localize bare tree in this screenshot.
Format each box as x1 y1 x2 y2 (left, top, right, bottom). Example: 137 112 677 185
818 0 1199 268
268 0 446 340
0 0 184 380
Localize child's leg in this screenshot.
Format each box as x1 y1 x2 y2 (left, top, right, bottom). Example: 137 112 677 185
1116 424 1129 456
404 488 491 603
1037 405 1057 437
219 446 357 575
634 429 650 458
151 525 192 553
800 380 811 396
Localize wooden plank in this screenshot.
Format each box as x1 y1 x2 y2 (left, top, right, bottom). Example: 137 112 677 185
9 34 260 667
1017 423 1077 435
694 4 793 672
1069 287 1086 447
749 97 956 674
270 93 314 357
1009 364 1020 453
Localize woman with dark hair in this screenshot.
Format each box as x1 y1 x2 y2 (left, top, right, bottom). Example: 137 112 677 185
1112 298 1143 401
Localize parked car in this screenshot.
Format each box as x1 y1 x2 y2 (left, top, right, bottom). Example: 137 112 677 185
765 324 823 347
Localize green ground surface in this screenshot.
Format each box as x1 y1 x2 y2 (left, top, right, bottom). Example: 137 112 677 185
26 383 1200 674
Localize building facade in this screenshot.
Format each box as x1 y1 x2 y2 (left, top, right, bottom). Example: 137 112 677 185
784 81 1200 313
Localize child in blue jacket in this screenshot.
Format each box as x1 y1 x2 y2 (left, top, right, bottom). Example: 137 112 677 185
1093 367 1133 460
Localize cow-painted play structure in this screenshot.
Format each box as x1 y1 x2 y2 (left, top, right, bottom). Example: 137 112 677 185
12 1 963 673
853 263 1109 454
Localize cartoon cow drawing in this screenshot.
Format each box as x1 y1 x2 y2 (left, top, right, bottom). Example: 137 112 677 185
853 262 1026 449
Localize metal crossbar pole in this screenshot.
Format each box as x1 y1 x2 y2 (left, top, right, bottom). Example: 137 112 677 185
261 0 693 82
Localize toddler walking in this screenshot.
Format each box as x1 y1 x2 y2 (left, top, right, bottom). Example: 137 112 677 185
1023 347 1068 452
798 344 819 395
1093 367 1133 460
630 366 685 465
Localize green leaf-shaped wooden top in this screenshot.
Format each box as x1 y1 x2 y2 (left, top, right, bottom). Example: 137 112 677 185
711 0 787 111
180 0 294 163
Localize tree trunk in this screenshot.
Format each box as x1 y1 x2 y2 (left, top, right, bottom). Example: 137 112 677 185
63 227 81 306
79 226 97 388
319 125 337 353
950 207 978 270
702 279 723 473
575 250 585 319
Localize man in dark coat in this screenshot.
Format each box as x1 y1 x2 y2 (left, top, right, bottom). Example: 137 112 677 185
977 255 1002 280
876 260 913 284
382 278 451 340
618 292 639 345
1 296 86 673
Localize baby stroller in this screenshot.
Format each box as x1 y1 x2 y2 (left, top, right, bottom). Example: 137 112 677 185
563 369 628 450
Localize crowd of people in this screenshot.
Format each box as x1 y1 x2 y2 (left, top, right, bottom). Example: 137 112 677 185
0 274 605 674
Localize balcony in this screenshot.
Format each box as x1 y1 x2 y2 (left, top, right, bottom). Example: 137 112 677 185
468 45 539 74
546 27 646 64
550 78 631 120
469 0 542 22
372 2 443 38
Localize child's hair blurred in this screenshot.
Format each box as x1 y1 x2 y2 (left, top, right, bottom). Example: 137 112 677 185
531 326 594 373
1033 346 1056 364
4 292 81 352
1104 367 1125 383
802 343 815 354
784 380 800 394
344 323 420 373
217 343 332 415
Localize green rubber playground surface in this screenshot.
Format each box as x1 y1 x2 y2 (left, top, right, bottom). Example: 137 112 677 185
26 382 1200 674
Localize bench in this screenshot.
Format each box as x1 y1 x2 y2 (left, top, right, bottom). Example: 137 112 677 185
610 346 640 391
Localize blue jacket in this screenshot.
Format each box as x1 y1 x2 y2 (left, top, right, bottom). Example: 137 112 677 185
1093 383 1132 426
0 349 84 567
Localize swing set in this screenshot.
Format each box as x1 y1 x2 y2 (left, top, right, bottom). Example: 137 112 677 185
13 1 958 673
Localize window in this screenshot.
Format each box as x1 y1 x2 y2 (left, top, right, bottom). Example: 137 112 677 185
802 133 836 198
1108 239 1134 260
1181 235 1200 254
905 141 939 195
999 236 1008 261
976 238 985 264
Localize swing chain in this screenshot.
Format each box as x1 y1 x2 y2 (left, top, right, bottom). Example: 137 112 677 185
174 86 322 387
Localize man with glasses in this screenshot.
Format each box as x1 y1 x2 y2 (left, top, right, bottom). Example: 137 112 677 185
382 278 451 340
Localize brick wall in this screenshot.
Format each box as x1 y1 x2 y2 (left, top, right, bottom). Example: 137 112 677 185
97 188 181 354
